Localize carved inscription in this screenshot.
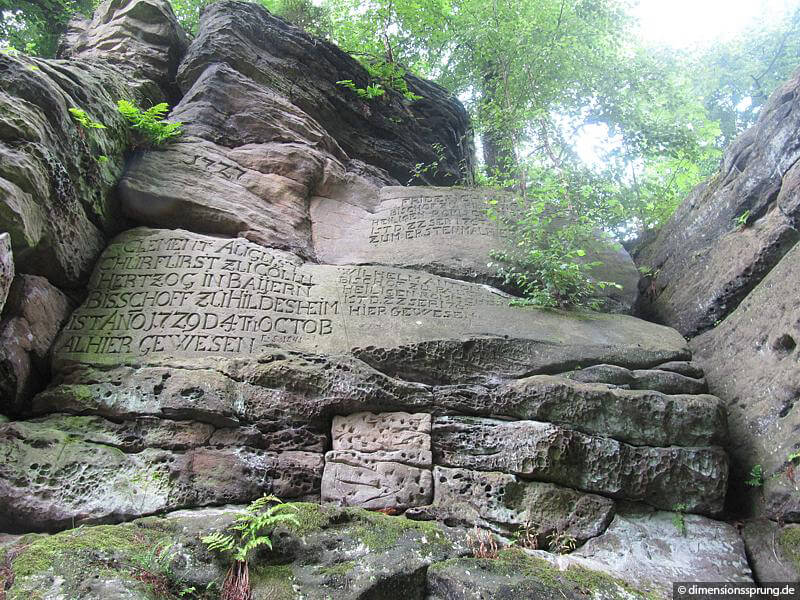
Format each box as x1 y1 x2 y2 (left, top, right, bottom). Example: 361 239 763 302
182 154 246 180
58 234 339 359
338 266 505 319
368 193 504 245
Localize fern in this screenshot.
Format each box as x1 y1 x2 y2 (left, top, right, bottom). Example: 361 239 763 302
117 99 183 148
68 107 106 130
201 495 300 600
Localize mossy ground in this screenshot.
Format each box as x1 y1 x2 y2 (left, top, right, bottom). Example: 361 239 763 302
250 564 296 600
4 520 195 600
779 525 800 571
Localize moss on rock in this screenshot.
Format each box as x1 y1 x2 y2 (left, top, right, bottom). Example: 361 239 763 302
779 525 800 571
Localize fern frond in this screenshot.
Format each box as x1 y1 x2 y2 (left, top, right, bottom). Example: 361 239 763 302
200 532 236 555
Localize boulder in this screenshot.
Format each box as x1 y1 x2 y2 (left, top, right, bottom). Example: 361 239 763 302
59 0 190 103
427 549 652 600
0 275 72 413
0 418 323 532
634 67 800 337
0 232 12 314
408 466 614 545
177 0 474 186
311 186 639 312
1 504 470 600
50 228 689 385
691 243 800 521
742 520 800 582
538 506 754 598
431 416 728 514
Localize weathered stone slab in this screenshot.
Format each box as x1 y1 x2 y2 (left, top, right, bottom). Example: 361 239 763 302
119 137 342 259
34 352 435 428
432 416 728 514
434 375 727 447
408 466 614 544
51 228 688 386
0 419 323 532
332 411 431 467
536 506 754 598
0 232 12 314
311 186 640 312
691 242 800 521
321 450 432 510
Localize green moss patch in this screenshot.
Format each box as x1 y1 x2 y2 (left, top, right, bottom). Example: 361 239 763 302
430 548 653 599
779 525 800 571
250 564 296 600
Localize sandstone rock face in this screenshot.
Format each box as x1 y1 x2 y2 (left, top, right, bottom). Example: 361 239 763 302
50 228 686 381
0 417 322 532
177 1 473 187
0 233 12 314
541 506 754 598
0 275 72 413
59 0 189 102
634 67 800 337
0 0 186 291
691 243 800 522
432 416 728 515
0 54 129 288
409 466 614 545
311 186 639 312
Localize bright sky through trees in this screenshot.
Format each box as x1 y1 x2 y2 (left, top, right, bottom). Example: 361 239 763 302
634 0 796 48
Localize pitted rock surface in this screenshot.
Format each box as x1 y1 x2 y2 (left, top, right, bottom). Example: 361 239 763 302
432 416 728 514
321 450 433 510
434 374 727 447
311 186 639 312
691 242 800 521
322 412 433 509
331 412 432 467
409 466 614 544
0 418 323 532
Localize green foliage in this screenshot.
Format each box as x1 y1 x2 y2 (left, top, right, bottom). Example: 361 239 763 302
734 209 752 229
671 503 688 536
336 79 386 99
487 167 622 311
201 495 300 564
745 464 764 488
117 100 183 149
0 0 97 57
68 107 106 130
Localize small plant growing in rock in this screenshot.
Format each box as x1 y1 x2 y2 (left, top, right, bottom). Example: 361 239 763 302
201 495 299 600
68 107 107 130
511 520 541 550
546 528 577 554
117 100 183 149
671 503 688 536
734 209 752 229
745 464 764 488
467 526 499 559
